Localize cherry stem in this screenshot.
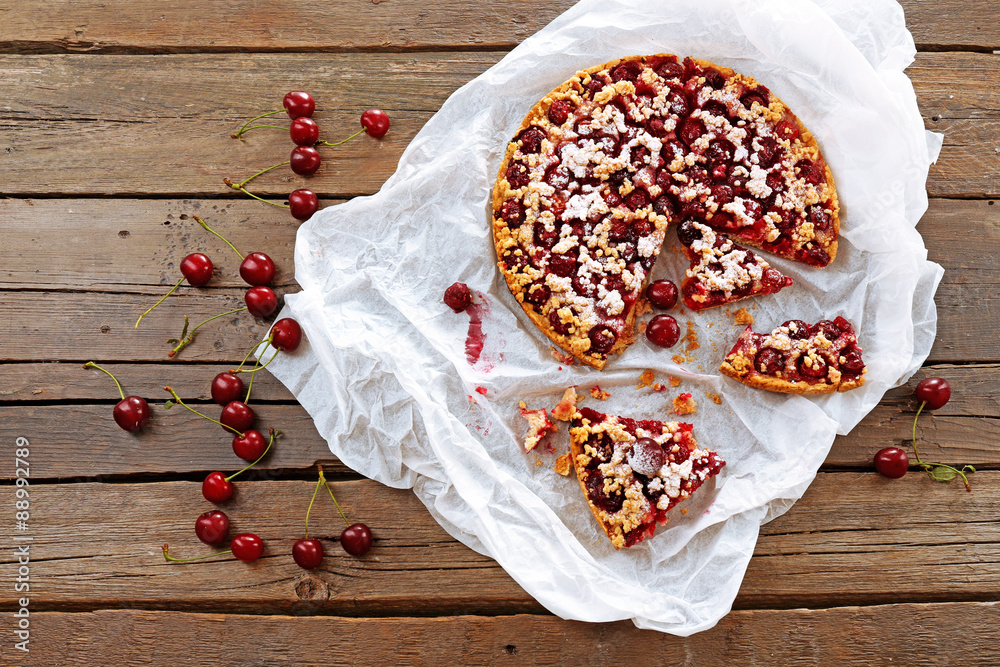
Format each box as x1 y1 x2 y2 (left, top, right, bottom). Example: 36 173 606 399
135 276 185 329
225 428 279 482
232 109 284 140
320 466 352 527
236 339 269 373
82 362 126 401
162 544 231 563
244 335 277 404
304 469 324 539
192 215 244 260
239 124 289 132
163 386 243 437
911 400 973 492
223 181 290 209
227 161 290 191
169 307 249 358
319 128 364 147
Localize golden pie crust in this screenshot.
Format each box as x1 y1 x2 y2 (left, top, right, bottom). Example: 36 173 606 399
492 54 839 369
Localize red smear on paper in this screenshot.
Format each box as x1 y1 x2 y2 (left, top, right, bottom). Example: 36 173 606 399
465 302 485 365
475 386 488 396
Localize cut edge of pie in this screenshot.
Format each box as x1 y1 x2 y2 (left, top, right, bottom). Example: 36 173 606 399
719 317 866 394
492 53 840 370
567 389 726 549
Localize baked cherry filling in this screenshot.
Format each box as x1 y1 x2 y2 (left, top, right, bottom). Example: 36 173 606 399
721 316 866 393
571 404 725 549
494 54 839 367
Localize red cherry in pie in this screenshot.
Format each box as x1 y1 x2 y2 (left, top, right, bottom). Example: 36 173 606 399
492 54 838 368
567 391 725 549
676 220 792 311
719 316 866 393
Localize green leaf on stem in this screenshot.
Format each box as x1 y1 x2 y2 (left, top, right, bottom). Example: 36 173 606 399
928 466 958 483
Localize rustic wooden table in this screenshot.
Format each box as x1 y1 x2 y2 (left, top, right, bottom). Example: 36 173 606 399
2 1 999 664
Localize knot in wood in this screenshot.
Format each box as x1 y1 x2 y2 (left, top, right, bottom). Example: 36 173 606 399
294 576 330 601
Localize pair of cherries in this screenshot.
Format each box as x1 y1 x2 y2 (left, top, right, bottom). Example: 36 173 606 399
292 467 374 571
231 91 391 221
873 377 973 491
162 510 264 563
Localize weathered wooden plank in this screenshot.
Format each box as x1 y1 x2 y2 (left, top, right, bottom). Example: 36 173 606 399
0 0 577 54
0 290 277 363
0 52 995 197
0 1 993 54
0 199 313 292
22 603 1000 666
1 364 995 480
2 473 999 614
0 362 295 402
1 197 998 362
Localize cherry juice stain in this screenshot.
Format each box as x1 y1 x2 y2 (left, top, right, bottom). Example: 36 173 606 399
465 302 486 366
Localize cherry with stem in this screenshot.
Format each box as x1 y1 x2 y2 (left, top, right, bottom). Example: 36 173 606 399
293 472 326 570
135 252 214 329
319 465 374 556
203 428 280 503
231 91 316 140
163 386 244 437
83 362 150 432
163 533 265 563
194 214 275 287
908 377 973 491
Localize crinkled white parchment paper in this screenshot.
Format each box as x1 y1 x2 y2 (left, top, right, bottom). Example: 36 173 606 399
261 0 944 635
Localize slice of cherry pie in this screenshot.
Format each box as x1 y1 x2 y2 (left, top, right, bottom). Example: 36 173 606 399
676 219 793 311
719 317 866 393
493 53 839 368
569 396 725 549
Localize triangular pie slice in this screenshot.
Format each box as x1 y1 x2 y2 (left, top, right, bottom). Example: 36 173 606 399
676 220 793 311
493 53 838 368
720 317 866 394
568 398 725 549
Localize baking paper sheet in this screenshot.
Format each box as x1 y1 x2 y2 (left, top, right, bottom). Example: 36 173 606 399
260 0 943 635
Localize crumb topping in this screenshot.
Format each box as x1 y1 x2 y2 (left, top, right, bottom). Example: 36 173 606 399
493 53 839 368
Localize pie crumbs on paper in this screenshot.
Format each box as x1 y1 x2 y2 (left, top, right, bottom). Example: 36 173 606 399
519 401 555 452
672 393 697 415
554 452 573 476
589 385 611 400
552 387 579 421
637 369 655 389
734 307 754 326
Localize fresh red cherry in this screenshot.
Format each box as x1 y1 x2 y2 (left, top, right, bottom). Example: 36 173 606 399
232 429 267 461
113 396 151 433
239 252 276 287
293 538 324 570
180 253 215 287
646 280 678 310
288 189 319 221
271 318 303 351
283 91 315 119
874 447 909 479
290 146 321 175
915 377 951 410
220 401 255 433
444 282 473 312
360 108 390 138
290 117 319 146
340 523 373 556
202 472 234 503
211 372 245 406
646 315 681 348
195 510 230 546
245 286 278 318
84 362 151 432
230 533 265 562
